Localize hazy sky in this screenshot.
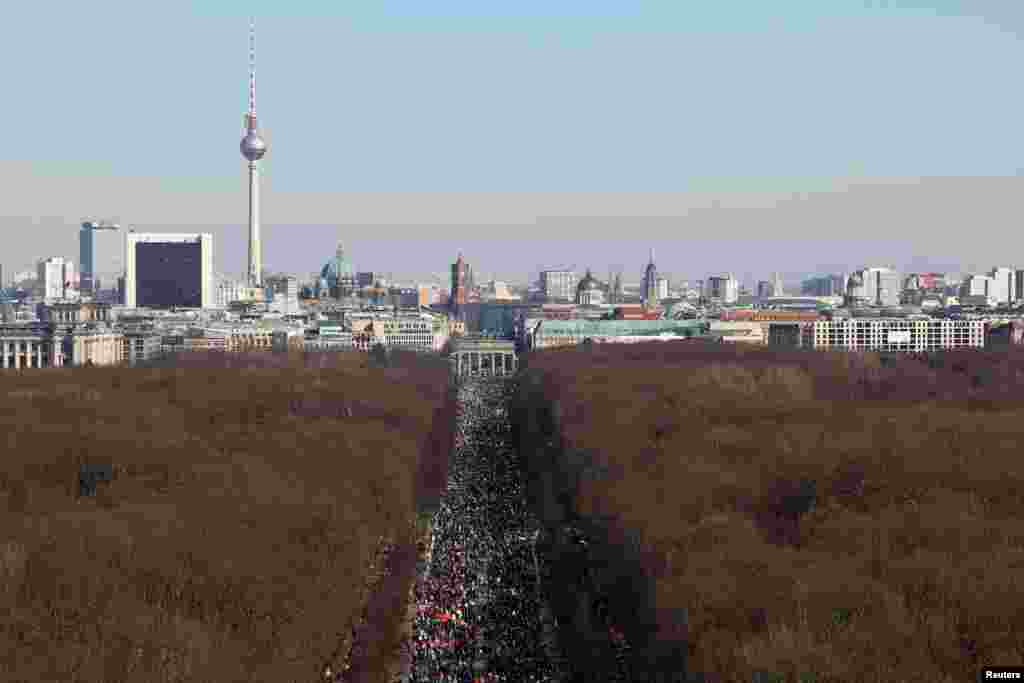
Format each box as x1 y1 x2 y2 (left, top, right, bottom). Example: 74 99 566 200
3 1 1024 285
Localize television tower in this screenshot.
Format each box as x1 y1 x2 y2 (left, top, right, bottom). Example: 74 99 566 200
240 17 267 289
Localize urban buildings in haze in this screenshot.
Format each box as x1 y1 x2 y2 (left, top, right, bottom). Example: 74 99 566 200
124 233 213 309
802 274 846 298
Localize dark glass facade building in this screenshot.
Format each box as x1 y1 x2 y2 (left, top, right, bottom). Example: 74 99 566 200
134 242 203 308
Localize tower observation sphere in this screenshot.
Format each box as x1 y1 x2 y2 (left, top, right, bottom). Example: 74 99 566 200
240 130 267 161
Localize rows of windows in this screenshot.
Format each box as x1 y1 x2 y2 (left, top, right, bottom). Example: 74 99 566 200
812 321 985 350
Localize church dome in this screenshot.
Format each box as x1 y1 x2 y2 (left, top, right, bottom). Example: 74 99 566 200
320 243 354 287
576 269 605 305
320 261 340 284
576 269 601 294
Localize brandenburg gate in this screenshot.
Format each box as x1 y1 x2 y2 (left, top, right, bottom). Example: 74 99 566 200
449 336 518 380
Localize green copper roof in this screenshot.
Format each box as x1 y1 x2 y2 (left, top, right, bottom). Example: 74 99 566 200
533 318 711 337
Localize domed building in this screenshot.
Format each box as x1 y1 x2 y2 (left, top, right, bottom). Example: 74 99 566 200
317 242 356 299
575 268 605 305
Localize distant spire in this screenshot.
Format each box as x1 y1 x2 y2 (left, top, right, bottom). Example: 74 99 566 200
649 247 654 265
247 17 257 128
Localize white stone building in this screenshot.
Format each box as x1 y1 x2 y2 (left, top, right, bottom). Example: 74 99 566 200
811 318 985 352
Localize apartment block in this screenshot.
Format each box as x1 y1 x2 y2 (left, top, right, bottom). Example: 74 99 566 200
811 318 985 352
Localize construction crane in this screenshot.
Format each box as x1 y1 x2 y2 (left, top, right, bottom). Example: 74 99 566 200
80 217 122 231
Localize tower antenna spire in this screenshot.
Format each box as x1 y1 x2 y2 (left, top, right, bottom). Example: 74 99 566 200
248 17 257 127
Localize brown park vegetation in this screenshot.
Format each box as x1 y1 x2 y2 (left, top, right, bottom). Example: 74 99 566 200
0 349 451 683
526 340 1024 682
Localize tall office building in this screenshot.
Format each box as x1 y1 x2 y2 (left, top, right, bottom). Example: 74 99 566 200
707 274 739 304
847 267 901 307
37 257 70 301
608 271 623 304
642 250 658 305
124 233 213 309
656 277 669 301
450 253 468 315
79 221 123 298
989 267 1016 305
772 272 785 297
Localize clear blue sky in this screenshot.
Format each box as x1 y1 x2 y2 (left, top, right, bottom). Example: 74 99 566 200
3 1 1023 284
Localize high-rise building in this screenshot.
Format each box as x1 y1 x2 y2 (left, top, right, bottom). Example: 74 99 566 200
960 274 994 300
846 267 900 306
37 257 70 301
1016 270 1024 302
240 19 268 289
642 250 658 305
989 267 1016 305
450 253 469 315
772 272 785 297
607 271 623 305
540 269 576 302
707 274 739 304
79 221 123 297
656 277 669 301
265 275 299 314
124 233 213 309
757 280 773 298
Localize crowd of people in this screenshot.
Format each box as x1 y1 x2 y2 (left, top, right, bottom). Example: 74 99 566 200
403 378 563 682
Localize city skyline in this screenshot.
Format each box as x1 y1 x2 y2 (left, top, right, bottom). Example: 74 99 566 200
4 3 1024 280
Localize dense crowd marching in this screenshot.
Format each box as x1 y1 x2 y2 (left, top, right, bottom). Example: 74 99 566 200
403 378 564 682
